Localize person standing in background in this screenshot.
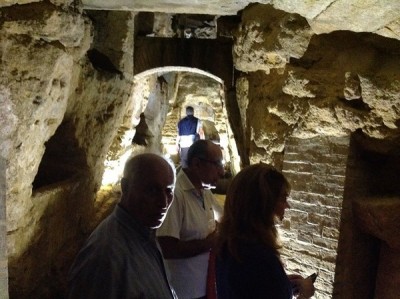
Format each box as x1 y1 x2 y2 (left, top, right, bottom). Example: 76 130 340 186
176 106 204 168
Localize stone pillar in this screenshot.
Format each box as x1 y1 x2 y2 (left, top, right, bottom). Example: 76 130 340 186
0 157 9 299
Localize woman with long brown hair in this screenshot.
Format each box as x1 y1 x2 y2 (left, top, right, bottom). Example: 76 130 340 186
215 163 314 299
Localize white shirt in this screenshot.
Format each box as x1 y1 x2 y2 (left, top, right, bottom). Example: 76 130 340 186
179 134 197 148
157 170 222 299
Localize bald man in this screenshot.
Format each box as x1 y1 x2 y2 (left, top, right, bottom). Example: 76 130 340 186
68 153 177 299
157 140 224 299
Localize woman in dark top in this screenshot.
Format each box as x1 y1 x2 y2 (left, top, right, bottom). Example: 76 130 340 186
215 163 314 299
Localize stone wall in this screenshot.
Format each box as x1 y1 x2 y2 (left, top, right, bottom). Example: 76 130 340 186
235 4 400 167
0 1 399 298
234 5 400 299
0 2 137 298
0 157 8 299
281 136 349 298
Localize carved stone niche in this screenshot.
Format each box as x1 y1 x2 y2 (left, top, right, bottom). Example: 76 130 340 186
353 197 400 299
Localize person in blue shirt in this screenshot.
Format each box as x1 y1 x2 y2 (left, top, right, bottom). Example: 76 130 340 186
215 163 315 299
176 106 204 168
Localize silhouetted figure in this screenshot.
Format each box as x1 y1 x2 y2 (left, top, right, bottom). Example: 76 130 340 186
67 153 177 299
176 106 204 168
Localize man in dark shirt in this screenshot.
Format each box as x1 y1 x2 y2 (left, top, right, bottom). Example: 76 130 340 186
67 153 177 299
176 106 204 168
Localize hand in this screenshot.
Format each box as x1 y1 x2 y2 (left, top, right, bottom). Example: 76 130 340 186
204 230 217 249
289 275 315 299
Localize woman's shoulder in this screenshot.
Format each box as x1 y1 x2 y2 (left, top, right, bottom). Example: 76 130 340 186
238 241 276 256
234 242 282 268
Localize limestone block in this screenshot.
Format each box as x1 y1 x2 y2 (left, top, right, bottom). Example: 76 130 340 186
353 197 400 250
243 31 400 158
375 18 400 40
236 77 249 132
80 0 400 44
344 72 362 100
358 75 400 130
0 39 75 256
233 4 313 74
0 3 93 259
307 0 400 36
283 71 315 99
0 0 74 8
2 2 86 47
49 0 75 7
87 10 135 75
0 0 40 7
69 71 136 174
0 159 7 294
0 88 18 160
152 13 175 37
273 0 333 20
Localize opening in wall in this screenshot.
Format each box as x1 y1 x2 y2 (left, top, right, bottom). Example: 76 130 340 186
32 120 87 191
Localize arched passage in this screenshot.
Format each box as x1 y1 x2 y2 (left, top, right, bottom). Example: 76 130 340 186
134 32 234 87
100 66 240 193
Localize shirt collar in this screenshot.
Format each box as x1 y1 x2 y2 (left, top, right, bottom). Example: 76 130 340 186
177 169 197 192
114 204 155 241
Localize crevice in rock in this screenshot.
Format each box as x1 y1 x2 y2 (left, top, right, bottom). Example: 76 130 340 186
32 120 88 192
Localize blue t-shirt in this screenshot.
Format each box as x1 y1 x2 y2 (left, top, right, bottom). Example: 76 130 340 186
178 115 199 136
216 242 293 299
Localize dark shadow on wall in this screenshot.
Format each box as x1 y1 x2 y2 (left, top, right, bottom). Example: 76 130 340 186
9 120 95 299
8 178 96 299
32 121 87 191
132 113 154 146
334 130 400 299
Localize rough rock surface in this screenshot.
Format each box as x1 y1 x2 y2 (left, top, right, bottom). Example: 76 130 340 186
1 0 400 298
234 4 313 74
1 3 136 298
234 10 400 163
80 0 400 42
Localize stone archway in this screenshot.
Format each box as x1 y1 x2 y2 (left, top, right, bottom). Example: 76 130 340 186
99 66 240 199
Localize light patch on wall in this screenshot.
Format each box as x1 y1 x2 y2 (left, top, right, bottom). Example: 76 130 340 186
101 150 133 186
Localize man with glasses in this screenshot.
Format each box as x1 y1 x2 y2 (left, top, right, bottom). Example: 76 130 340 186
157 140 224 299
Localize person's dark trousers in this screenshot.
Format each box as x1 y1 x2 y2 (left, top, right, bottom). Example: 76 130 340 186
179 147 190 168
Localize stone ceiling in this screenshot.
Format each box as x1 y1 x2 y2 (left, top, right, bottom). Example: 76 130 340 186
82 0 400 40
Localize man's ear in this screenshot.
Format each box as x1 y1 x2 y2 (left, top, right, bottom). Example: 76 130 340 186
121 178 128 194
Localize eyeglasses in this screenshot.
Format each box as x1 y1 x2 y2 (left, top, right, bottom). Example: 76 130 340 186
198 158 225 168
